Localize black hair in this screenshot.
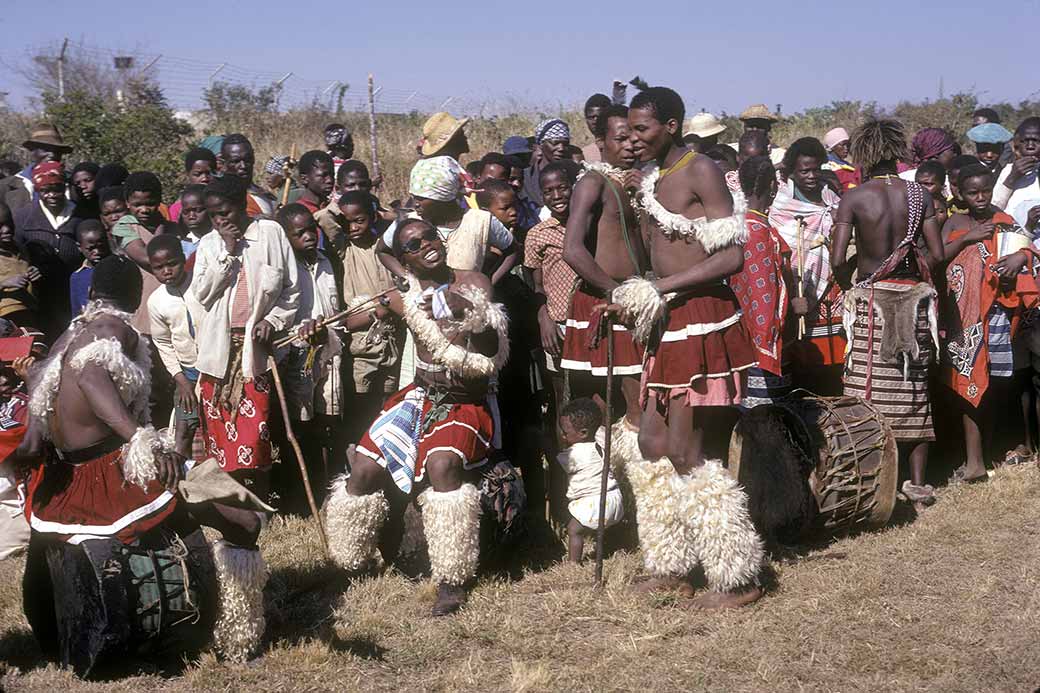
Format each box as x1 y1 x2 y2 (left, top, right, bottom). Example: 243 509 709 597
338 190 378 217
276 203 314 232
705 144 738 170
91 255 143 311
480 152 512 176
98 185 126 206
0 200 10 220
957 163 994 190
593 104 629 140
146 232 185 259
1016 117 1040 136
0 161 20 178
738 130 769 155
584 93 611 113
738 155 776 199
324 122 346 133
180 183 206 200
540 161 577 186
560 397 603 434
184 146 217 171
475 179 514 209
391 218 436 259
123 171 162 198
949 154 981 172
71 161 100 177
336 159 370 186
221 133 253 155
629 86 686 129
75 218 105 241
973 108 1001 124
95 163 129 190
204 175 248 208
915 160 947 184
782 137 828 173
465 160 483 178
298 149 334 176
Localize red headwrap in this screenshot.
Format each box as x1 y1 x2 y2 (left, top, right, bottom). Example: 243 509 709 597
911 128 956 165
31 161 64 189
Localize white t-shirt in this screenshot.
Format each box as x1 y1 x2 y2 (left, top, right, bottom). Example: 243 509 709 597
993 163 1040 214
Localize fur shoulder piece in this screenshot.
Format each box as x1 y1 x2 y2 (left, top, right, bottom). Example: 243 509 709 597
402 274 509 379
640 165 749 253
612 277 668 344
68 336 153 426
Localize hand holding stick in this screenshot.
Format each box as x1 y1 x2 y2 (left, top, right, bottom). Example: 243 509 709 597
594 316 614 587
280 143 298 207
272 289 395 350
795 215 807 340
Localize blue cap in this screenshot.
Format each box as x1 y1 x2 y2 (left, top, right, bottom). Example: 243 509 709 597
966 122 1013 144
503 136 532 156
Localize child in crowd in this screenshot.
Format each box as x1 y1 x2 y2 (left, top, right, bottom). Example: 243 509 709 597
175 184 211 258
476 179 519 231
112 171 168 270
916 161 949 228
69 220 111 318
98 185 128 240
146 234 203 460
946 154 982 216
294 150 336 216
556 398 623 563
0 202 39 330
275 203 343 511
168 147 218 224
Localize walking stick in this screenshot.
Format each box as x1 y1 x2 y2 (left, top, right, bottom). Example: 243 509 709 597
367 74 382 189
267 355 331 560
795 215 807 340
271 289 395 350
280 143 298 207
594 316 615 587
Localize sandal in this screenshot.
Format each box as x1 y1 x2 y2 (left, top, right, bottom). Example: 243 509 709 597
949 465 989 485
901 480 937 507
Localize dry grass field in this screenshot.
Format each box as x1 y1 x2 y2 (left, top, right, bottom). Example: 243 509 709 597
0 464 1037 692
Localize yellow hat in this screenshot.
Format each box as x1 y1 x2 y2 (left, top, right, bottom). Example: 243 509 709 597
420 112 470 157
739 104 780 122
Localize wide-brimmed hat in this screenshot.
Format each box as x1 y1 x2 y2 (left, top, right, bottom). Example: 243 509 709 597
739 104 780 122
683 112 727 138
22 123 73 153
420 112 470 157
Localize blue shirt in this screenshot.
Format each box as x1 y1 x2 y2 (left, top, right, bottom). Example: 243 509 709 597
69 264 93 318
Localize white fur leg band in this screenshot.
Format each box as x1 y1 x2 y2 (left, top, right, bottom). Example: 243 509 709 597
682 460 764 591
324 477 389 571
612 277 667 345
606 418 642 477
122 425 162 490
211 540 268 662
417 483 481 586
625 458 697 577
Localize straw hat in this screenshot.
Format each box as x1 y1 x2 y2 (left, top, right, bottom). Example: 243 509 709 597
683 112 727 138
420 112 470 157
22 122 73 153
738 104 780 122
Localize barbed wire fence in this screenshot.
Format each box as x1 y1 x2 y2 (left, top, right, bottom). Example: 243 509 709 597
17 39 523 117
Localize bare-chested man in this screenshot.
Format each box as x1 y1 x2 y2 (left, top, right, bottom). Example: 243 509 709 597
16 256 268 673
831 119 945 510
325 218 510 617
562 104 647 433
607 87 764 608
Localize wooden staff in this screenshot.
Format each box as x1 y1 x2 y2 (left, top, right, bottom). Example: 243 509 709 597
594 317 615 587
280 143 297 207
267 354 330 560
795 215 807 340
367 74 381 189
272 289 394 350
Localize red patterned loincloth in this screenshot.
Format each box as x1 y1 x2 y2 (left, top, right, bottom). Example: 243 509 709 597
199 372 272 472
356 384 494 494
561 284 644 376
641 286 757 407
25 438 179 544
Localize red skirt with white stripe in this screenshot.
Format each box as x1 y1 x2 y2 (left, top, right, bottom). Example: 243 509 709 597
561 285 644 376
25 442 179 544
642 287 757 404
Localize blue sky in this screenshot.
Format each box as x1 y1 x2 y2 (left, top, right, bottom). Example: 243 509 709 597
2 0 1038 115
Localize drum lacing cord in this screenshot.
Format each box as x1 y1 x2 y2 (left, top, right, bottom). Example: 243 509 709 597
812 395 883 535
132 534 200 632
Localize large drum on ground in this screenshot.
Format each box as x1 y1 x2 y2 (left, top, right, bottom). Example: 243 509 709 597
729 392 898 539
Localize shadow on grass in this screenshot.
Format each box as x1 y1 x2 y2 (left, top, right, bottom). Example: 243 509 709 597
0 627 44 671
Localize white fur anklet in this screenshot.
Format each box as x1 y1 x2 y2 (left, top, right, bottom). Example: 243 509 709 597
612 277 667 345
122 425 162 490
324 476 389 571
625 458 697 577
682 460 764 591
211 540 269 662
417 483 482 586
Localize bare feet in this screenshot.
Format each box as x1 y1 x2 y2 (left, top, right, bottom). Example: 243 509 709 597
686 585 764 610
431 583 467 617
632 575 696 598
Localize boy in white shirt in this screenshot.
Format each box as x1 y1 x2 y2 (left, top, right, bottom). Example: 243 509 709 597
147 233 203 460
556 398 624 563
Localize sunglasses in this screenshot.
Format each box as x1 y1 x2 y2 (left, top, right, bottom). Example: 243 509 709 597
402 228 440 254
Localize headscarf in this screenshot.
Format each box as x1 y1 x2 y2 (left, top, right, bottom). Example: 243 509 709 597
911 128 957 165
823 128 849 151
31 162 64 188
534 118 571 144
408 156 462 202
